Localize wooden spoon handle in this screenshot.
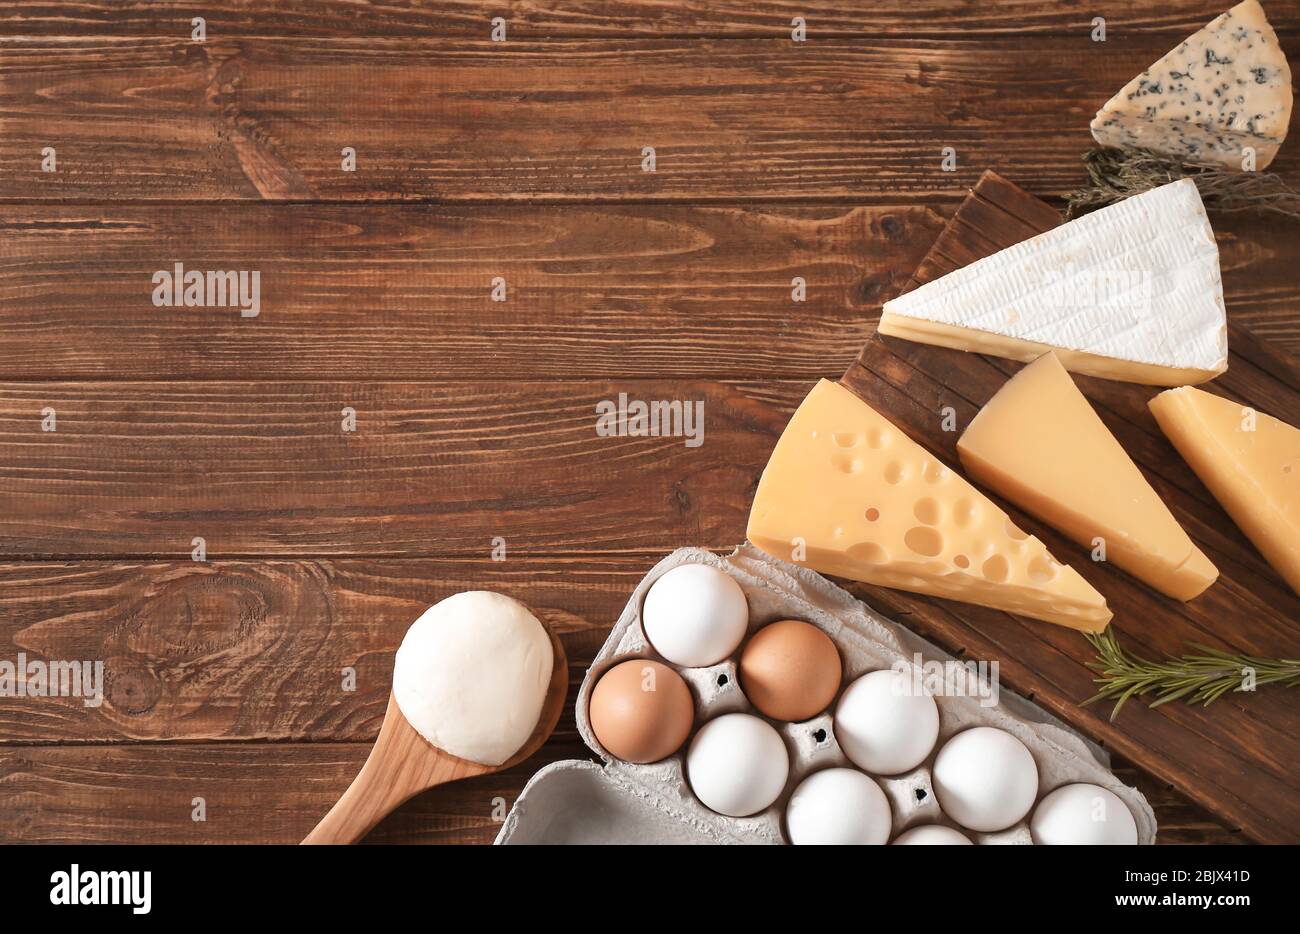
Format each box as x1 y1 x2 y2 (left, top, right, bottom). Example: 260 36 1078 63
302 693 491 844
302 739 415 844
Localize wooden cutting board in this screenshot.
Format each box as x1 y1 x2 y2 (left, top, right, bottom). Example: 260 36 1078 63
839 171 1300 844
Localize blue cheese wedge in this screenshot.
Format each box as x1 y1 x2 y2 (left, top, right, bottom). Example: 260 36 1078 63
1090 0 1293 170
879 179 1228 386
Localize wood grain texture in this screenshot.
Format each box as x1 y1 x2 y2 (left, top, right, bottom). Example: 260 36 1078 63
4 36 1299 202
0 203 940 379
3 201 1300 377
0 545 1248 846
1 1 1281 846
0 740 1239 844
0 380 801 558
0 553 1246 844
8 1 1298 39
0 739 587 844
838 172 1300 843
0 557 630 743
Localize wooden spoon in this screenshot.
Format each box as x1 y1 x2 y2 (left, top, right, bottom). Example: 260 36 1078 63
303 623 567 844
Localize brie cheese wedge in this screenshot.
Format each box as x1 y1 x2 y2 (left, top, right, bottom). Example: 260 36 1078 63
879 179 1228 385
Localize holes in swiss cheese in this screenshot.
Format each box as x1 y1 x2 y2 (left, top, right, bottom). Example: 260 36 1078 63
913 497 941 525
952 497 978 528
833 453 862 474
849 542 889 564
982 554 1010 583
1028 556 1057 583
904 526 944 558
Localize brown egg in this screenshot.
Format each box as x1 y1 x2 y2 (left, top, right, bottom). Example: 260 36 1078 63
589 659 694 764
739 619 842 721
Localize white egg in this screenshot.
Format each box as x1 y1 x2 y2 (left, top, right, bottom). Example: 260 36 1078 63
686 713 789 817
834 668 940 774
932 727 1039 833
786 768 891 845
892 824 973 845
1031 783 1138 845
641 563 749 667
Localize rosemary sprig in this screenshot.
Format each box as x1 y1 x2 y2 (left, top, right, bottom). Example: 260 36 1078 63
1083 627 1300 722
1065 146 1300 220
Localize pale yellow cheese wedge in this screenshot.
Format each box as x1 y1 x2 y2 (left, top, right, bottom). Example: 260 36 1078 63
1149 386 1300 597
746 379 1112 632
957 353 1217 601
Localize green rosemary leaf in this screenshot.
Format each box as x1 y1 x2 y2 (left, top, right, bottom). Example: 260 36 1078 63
1082 628 1300 721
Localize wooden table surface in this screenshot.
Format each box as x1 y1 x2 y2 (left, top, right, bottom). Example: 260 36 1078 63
3 1 1297 844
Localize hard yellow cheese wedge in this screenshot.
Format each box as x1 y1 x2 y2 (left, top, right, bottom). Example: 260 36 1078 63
1149 386 1300 597
746 379 1112 631
957 353 1217 601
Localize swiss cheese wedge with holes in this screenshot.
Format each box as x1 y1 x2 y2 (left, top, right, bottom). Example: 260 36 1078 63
746 380 1111 631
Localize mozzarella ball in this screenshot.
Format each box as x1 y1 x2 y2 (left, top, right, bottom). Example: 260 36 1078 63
392 591 551 766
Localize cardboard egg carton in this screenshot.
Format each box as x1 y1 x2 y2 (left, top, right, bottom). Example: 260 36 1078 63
496 545 1157 844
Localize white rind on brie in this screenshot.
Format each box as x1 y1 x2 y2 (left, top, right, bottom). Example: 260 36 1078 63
879 179 1228 384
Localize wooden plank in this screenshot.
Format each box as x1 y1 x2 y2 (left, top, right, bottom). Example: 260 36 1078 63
4 36 1299 202
1 550 1286 806
0 203 942 380
0 554 1240 844
836 171 1300 843
0 379 801 557
8 2 1298 39
0 549 1244 844
3 201 1299 379
0 739 583 844
3 6 1289 850
1110 766 1245 846
0 741 1235 844
0 556 642 743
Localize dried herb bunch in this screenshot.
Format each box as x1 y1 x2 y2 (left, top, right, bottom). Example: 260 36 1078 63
1066 147 1300 220
1084 628 1300 721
